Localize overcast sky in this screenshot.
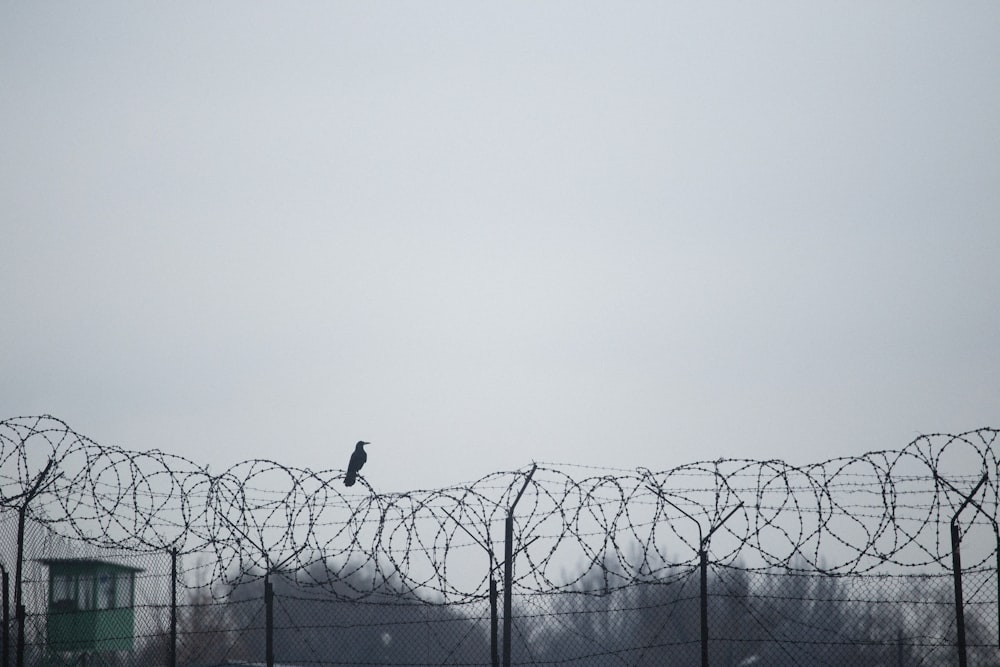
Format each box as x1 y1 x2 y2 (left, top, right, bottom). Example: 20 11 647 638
2 2 998 492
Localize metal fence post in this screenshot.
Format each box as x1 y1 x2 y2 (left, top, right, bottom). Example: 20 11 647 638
502 464 536 667
699 548 708 667
438 506 502 667
941 473 987 667
13 459 53 667
170 549 178 667
490 573 499 667
502 514 514 667
648 483 742 667
950 521 967 667
265 572 274 667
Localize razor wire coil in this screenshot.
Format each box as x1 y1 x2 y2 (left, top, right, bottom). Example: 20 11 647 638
1 415 997 603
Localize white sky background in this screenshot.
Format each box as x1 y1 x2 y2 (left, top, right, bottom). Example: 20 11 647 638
2 2 998 493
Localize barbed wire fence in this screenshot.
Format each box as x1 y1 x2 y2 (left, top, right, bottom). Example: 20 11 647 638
0 415 997 666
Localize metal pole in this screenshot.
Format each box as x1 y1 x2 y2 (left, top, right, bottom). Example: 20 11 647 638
438 505 501 667
14 507 25 667
265 573 274 667
945 474 987 667
502 464 536 667
938 472 998 652
170 549 177 667
13 460 53 667
13 603 21 667
700 549 708 667
951 522 967 667
490 572 499 667
650 487 743 667
502 515 514 667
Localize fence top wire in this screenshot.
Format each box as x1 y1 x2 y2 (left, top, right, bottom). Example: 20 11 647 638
1 415 997 602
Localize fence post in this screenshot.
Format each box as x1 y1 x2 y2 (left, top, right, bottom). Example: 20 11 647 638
13 459 53 667
170 549 178 667
502 464 536 667
502 514 513 667
648 484 742 667
950 521 967 667
490 572 499 667
944 473 987 667
699 548 708 667
265 572 274 667
439 505 502 667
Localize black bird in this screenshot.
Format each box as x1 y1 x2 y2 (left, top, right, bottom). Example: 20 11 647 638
344 441 370 487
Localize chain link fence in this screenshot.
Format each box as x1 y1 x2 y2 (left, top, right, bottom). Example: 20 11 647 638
6 526 997 666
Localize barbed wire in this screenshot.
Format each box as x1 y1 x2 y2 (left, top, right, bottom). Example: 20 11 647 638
1 415 997 603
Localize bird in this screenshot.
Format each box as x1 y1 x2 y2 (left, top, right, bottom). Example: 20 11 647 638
344 441 370 487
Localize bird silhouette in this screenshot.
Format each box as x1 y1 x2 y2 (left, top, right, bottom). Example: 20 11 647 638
344 441 370 486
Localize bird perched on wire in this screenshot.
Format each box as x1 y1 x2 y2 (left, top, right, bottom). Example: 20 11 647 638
344 441 370 487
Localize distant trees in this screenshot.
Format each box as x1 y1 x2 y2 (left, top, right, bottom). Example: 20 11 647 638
508 562 991 667
139 556 992 666
209 559 490 666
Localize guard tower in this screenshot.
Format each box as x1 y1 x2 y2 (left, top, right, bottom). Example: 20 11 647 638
40 559 143 653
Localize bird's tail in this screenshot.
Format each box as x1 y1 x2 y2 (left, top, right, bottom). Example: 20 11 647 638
344 473 356 487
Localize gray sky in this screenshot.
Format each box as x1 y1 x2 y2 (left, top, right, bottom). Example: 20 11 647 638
2 2 998 492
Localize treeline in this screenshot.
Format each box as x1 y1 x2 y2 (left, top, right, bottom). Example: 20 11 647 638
526 564 994 666
135 560 994 666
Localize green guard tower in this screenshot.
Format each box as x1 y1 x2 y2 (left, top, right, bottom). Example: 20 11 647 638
40 559 143 655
